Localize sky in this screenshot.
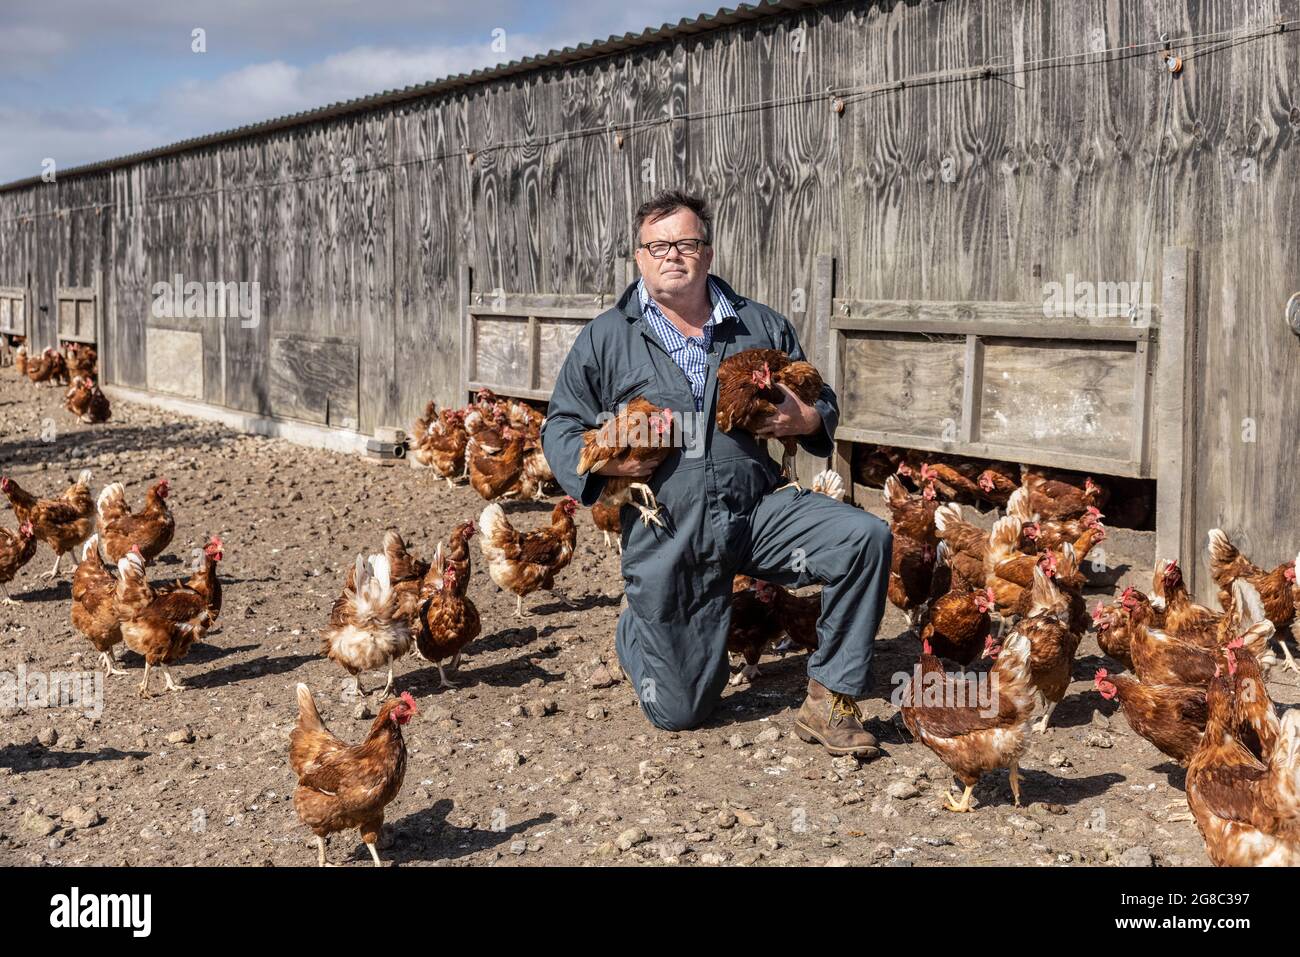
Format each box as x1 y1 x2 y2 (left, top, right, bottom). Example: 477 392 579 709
0 0 718 185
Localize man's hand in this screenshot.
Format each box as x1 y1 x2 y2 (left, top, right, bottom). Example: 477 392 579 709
594 452 668 479
754 384 822 439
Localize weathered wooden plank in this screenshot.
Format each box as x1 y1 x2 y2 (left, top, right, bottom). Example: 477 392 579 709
979 339 1138 461
76 300 95 340
1130 338 1153 474
468 292 611 313
612 43 688 274
824 256 851 503
392 95 468 429
343 111 398 433
220 144 271 416
1154 246 1198 588
472 315 530 390
959 334 984 443
832 300 1149 323
31 183 57 350
793 251 836 487
838 332 966 440
812 254 834 372
831 313 1156 341
0 288 26 336
537 318 586 391
470 80 545 298
145 328 204 398
543 63 618 296
57 299 76 339
458 262 472 402
469 303 605 320
269 336 359 428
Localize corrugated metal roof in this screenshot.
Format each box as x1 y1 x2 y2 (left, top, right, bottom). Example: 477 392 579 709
0 0 827 194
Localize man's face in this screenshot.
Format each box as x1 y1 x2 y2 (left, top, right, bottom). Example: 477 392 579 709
635 206 713 301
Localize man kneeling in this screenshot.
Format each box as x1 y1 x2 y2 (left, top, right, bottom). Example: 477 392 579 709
542 190 892 758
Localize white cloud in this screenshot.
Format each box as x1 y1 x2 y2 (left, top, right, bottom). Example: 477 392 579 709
0 0 716 182
159 34 553 131
0 105 162 182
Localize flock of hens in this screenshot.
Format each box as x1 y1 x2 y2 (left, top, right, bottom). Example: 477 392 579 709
12 340 112 424
871 448 1300 867
3 340 1300 868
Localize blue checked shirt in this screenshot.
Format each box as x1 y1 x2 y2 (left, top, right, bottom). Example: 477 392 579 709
637 277 738 411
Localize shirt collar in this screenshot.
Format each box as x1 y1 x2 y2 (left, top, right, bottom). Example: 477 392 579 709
637 277 736 332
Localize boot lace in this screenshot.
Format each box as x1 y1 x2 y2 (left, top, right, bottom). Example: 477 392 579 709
829 693 862 725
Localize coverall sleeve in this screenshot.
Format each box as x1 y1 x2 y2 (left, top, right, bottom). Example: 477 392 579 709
779 317 839 458
541 327 608 507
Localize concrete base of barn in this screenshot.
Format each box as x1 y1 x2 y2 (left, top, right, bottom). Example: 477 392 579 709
104 385 372 457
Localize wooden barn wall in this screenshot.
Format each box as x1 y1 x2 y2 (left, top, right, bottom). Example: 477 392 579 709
1 0 1298 589
0 187 36 345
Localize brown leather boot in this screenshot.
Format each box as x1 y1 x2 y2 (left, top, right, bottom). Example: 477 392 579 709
793 678 881 759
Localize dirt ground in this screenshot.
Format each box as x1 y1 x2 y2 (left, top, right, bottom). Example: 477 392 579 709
1 370 1295 868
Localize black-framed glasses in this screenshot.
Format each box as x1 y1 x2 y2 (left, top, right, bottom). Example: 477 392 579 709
639 238 709 258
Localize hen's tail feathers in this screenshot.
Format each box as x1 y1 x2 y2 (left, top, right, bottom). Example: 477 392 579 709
175 619 207 639
1006 487 1034 523
75 469 92 489
368 553 392 593
81 534 99 562
116 551 145 581
1056 543 1081 584
1024 564 1066 624
1240 620 1277 660
1232 579 1269 630
479 502 509 548
882 475 910 511
1278 710 1300 770
295 682 325 733
988 516 1023 565
383 529 411 571
1029 564 1064 620
810 468 845 501
97 482 127 524
350 552 394 619
429 542 446 592
1206 528 1248 585
933 503 962 535
418 400 437 429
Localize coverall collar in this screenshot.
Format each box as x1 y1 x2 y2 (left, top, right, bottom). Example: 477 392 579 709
616 273 748 325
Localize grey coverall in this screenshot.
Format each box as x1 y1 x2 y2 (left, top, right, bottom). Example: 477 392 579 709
541 276 892 731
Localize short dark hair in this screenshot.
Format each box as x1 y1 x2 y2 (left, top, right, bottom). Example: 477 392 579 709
634 189 712 245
